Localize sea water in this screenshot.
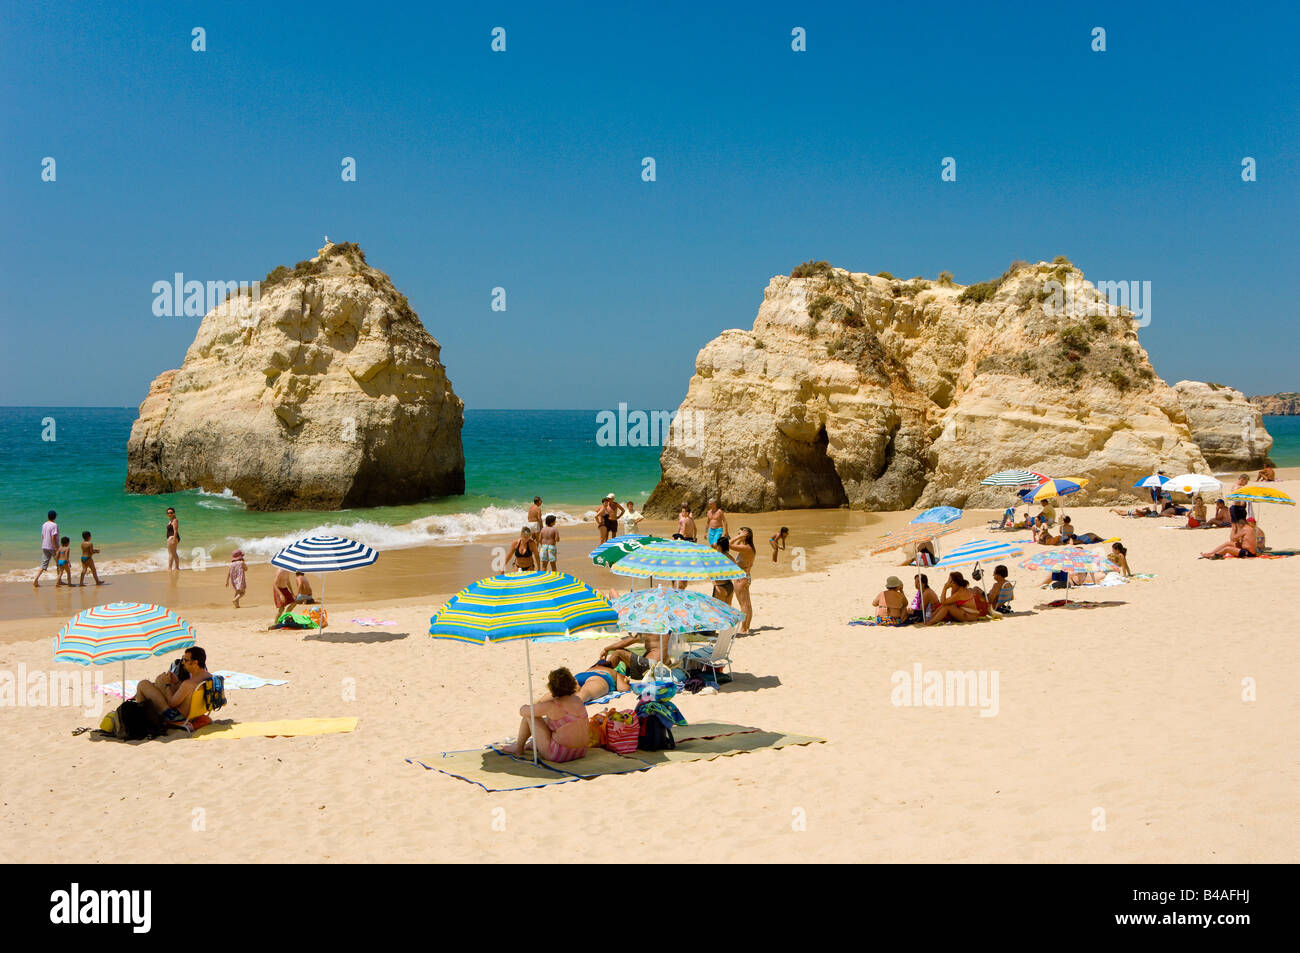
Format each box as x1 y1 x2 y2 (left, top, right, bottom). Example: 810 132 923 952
0 408 661 576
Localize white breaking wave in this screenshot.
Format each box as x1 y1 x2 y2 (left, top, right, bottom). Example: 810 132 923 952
0 505 587 581
227 505 583 564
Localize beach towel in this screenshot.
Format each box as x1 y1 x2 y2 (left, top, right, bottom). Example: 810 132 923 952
192 717 358 740
410 723 824 790
99 671 288 699
1033 599 1125 610
849 616 913 627
349 618 397 626
585 689 629 706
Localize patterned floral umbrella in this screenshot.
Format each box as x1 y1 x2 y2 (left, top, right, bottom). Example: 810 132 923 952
1020 547 1116 574
611 586 745 635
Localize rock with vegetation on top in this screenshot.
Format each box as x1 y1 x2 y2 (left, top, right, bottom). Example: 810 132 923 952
126 241 465 510
647 258 1217 513
1250 392 1300 416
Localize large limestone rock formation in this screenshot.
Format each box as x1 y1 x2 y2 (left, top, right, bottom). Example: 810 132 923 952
1250 392 1300 416
1172 381 1273 469
127 241 465 510
647 260 1216 513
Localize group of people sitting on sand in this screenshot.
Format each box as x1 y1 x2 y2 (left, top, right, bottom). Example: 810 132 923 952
872 566 1016 626
1200 519 1264 559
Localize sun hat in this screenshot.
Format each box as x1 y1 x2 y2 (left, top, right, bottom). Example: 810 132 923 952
605 493 616 499
231 549 244 559
886 576 903 589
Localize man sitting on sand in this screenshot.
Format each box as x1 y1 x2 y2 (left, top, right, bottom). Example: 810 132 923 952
600 631 672 678
1257 465 1276 482
1201 520 1258 559
132 647 211 721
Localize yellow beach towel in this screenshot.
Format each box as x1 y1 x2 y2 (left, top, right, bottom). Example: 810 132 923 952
194 717 358 740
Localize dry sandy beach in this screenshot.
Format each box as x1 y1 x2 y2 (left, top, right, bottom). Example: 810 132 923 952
1 485 1298 863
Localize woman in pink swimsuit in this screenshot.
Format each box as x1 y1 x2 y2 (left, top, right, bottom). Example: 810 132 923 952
498 668 589 763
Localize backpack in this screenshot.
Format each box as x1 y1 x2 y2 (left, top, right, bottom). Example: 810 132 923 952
637 714 676 751
113 700 165 741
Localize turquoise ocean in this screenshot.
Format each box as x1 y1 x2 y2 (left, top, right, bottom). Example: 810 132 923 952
0 408 661 578
3 408 1298 579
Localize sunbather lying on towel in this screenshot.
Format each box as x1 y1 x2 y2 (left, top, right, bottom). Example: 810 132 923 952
570 660 631 702
601 632 671 677
498 667 589 763
132 647 210 721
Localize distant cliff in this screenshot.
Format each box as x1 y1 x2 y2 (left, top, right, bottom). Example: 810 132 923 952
647 258 1234 513
127 241 465 510
1172 381 1273 470
1251 393 1300 416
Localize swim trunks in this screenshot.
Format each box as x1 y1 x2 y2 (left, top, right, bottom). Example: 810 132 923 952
707 528 724 546
540 544 557 562
41 548 55 569
625 654 651 679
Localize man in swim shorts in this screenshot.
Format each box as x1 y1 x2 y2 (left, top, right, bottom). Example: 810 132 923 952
133 647 211 721
599 631 669 678
705 498 729 549
539 514 560 570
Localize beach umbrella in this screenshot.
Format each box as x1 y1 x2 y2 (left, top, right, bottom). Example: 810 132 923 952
931 539 1026 569
610 587 745 671
868 522 960 555
608 539 748 582
270 534 378 611
1226 486 1294 506
54 602 198 704
1019 546 1117 598
1025 478 1088 503
589 534 663 568
1165 473 1221 497
981 470 1048 487
429 571 618 764
1134 474 1171 489
911 506 963 526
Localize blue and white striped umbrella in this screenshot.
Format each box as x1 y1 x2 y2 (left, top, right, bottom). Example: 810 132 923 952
911 506 963 525
931 539 1025 569
271 535 378 573
1134 474 1170 489
981 469 1047 487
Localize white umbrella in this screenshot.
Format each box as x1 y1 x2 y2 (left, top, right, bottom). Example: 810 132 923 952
1165 474 1221 497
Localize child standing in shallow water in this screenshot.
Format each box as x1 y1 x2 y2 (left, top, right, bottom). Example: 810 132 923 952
225 549 247 607
79 531 103 585
56 537 73 586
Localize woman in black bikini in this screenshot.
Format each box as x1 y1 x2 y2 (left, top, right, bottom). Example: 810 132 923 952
507 526 539 571
165 507 180 571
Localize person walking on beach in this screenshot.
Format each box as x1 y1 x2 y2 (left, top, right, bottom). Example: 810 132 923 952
225 550 247 607
165 507 180 571
33 510 59 587
527 496 543 536
55 536 73 586
673 504 697 589
770 527 789 562
596 494 623 544
705 498 729 550
730 527 756 634
79 531 104 586
539 514 560 571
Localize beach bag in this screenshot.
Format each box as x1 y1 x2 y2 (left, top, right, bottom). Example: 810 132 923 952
114 700 164 741
301 604 328 629
973 588 990 616
601 710 639 754
637 715 676 751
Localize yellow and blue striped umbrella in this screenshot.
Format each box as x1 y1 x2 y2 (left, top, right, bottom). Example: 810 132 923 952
1026 478 1088 502
608 539 750 581
428 571 618 644
1226 486 1294 506
55 602 197 666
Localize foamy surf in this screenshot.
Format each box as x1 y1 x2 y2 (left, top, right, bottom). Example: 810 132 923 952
0 505 585 581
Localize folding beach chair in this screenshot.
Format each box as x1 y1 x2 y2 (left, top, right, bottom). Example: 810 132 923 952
680 627 736 686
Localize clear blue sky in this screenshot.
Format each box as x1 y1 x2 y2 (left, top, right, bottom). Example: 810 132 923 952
2 0 1297 410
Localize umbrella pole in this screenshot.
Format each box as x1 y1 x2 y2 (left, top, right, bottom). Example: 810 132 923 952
525 639 538 766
